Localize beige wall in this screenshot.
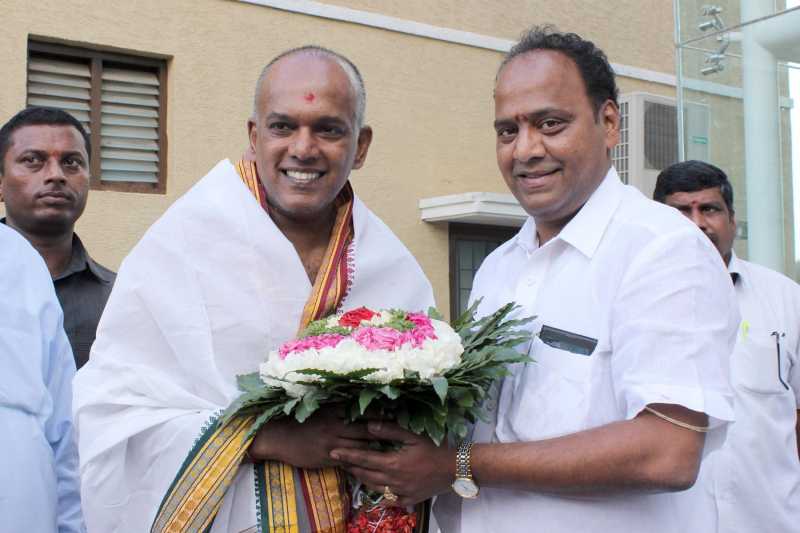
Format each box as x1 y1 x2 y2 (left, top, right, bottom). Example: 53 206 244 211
0 0 677 316
327 0 676 74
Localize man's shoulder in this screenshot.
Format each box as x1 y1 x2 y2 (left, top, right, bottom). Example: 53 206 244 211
612 184 699 238
86 256 117 284
739 258 800 296
0 223 34 256
0 224 49 276
0 225 58 308
135 159 243 244
71 233 117 284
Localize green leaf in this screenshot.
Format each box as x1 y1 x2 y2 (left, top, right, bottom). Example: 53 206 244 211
451 387 475 408
243 403 286 441
379 384 401 399
237 372 265 393
451 298 481 331
427 306 444 321
358 389 379 414
282 398 300 416
430 376 448 405
409 412 426 434
396 408 410 429
424 415 445 446
292 367 381 380
403 369 421 380
293 392 321 423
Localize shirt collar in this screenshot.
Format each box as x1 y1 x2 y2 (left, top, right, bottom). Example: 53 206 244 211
728 250 743 285
509 166 623 259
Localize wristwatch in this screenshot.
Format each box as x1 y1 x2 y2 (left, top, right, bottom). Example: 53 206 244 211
451 440 479 499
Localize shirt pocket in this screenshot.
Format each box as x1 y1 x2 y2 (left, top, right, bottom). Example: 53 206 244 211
733 328 793 395
495 337 593 442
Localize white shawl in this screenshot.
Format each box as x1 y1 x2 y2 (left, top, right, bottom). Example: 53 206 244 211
73 160 435 533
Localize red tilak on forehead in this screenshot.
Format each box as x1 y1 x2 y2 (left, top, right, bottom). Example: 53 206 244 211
304 92 315 102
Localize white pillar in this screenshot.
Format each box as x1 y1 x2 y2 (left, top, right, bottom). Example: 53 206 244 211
741 0 784 271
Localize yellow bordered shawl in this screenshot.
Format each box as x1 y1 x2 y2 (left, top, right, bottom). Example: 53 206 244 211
151 160 354 533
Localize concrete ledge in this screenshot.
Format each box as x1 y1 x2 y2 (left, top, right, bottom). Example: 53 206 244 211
419 192 527 227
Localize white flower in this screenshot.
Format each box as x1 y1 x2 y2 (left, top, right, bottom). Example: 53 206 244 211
363 310 393 327
260 319 464 394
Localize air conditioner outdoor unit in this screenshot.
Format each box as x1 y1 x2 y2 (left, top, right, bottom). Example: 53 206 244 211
611 92 710 198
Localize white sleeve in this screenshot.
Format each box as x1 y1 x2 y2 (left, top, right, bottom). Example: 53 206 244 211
43 308 85 533
0 229 85 532
610 227 736 427
73 227 222 533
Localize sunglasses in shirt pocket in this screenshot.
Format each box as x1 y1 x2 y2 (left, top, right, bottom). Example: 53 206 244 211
539 325 598 356
735 327 793 395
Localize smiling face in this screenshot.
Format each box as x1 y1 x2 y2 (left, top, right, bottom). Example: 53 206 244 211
663 187 736 264
248 53 372 225
0 124 90 237
493 50 619 240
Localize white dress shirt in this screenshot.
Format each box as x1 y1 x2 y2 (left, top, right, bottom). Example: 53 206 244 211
711 253 800 532
435 167 737 533
0 224 84 532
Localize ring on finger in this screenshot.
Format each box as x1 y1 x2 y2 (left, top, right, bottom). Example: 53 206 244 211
383 485 398 503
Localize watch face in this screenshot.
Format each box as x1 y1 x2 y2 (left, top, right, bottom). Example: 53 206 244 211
452 477 479 499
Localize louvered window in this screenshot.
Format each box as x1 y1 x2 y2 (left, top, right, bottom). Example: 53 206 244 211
27 41 167 193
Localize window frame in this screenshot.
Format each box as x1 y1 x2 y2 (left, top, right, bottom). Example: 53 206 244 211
448 223 518 320
27 40 168 194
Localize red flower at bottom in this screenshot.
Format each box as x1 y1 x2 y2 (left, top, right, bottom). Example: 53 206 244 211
348 506 417 533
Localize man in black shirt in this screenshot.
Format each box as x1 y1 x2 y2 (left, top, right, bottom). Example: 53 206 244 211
0 107 115 368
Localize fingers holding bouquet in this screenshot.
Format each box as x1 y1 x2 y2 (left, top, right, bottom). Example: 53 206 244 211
248 407 372 469
332 421 456 506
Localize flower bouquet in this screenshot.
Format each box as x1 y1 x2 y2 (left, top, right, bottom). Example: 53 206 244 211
220 300 533 532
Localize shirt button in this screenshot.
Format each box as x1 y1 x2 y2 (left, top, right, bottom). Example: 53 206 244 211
527 277 535 286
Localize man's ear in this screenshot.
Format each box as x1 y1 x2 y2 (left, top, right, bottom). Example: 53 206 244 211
0 175 4 203
600 100 621 151
352 126 373 170
247 118 258 155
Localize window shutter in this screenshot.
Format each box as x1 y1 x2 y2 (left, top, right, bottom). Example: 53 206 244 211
100 67 160 183
27 57 92 133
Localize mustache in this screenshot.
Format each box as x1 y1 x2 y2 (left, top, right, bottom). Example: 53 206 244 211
35 188 75 201
511 162 561 177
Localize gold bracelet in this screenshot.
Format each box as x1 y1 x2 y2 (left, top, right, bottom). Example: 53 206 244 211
644 406 709 433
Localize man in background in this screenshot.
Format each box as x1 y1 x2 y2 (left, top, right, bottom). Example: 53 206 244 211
654 160 800 532
0 223 84 532
0 107 116 368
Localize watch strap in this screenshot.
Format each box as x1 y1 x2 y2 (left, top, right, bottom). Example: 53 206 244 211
456 440 474 479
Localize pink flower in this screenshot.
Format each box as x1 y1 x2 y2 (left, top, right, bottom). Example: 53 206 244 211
405 312 432 329
279 333 345 359
351 327 405 351
405 313 437 343
398 327 436 348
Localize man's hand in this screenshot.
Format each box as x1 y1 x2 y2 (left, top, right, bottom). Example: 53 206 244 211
248 408 372 469
331 422 456 506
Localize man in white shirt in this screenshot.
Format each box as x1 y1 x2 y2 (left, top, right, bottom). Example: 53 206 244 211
331 26 737 532
0 223 84 532
654 159 800 532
